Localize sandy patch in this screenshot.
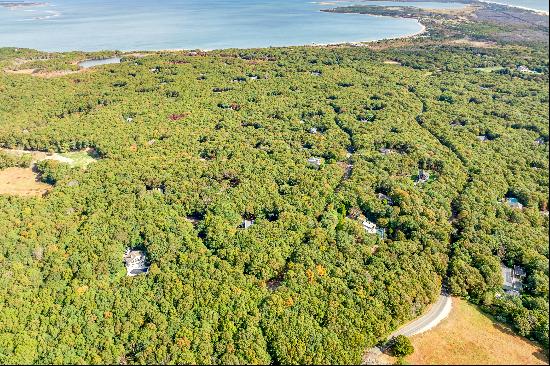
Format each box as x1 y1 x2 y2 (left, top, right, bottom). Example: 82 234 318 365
450 38 496 48
0 167 51 197
4 68 84 78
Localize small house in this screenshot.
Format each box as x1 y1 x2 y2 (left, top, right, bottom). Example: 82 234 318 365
378 193 394 206
477 135 488 142
417 169 430 184
309 127 318 134
516 65 535 73
379 147 393 155
241 219 255 229
307 157 322 169
123 248 149 277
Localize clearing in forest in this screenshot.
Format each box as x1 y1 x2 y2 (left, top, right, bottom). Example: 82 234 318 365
382 298 548 365
0 167 51 197
1 148 98 168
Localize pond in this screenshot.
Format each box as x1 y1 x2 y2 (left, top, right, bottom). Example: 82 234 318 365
78 57 121 68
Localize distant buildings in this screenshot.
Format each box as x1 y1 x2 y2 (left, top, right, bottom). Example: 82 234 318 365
123 248 149 277
501 264 526 296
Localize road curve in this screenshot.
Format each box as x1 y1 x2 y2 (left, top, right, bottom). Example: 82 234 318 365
390 294 452 338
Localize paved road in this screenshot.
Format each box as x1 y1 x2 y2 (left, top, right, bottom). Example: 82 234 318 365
390 294 452 338
362 294 452 364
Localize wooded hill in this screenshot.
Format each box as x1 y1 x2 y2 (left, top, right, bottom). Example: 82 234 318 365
0 42 547 363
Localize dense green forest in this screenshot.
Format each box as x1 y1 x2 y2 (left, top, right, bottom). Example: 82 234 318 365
0 38 547 364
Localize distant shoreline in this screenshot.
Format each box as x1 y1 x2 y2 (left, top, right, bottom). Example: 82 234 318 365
97 21 426 53
477 0 549 15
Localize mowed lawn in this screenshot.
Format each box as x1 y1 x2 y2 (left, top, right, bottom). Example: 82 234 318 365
403 298 548 365
0 167 51 197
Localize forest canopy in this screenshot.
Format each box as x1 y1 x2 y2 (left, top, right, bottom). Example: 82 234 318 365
0 38 548 364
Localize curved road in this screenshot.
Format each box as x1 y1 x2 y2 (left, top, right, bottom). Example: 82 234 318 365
390 294 452 338
362 294 452 364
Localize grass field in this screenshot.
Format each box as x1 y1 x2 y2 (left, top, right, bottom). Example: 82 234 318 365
58 150 98 168
385 298 548 365
0 167 51 197
474 66 505 73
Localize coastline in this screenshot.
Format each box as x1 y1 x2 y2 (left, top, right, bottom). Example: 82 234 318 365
131 21 426 53
310 21 426 47
477 0 549 15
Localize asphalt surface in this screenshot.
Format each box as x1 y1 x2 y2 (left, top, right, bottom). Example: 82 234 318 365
390 294 452 338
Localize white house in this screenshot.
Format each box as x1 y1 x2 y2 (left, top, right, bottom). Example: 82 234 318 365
242 219 255 229
517 65 536 73
307 157 322 169
362 220 378 234
362 220 385 239
123 249 149 277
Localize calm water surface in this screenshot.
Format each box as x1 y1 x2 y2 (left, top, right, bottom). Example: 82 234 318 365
480 0 549 12
0 0 427 51
1 0 546 52
77 57 121 68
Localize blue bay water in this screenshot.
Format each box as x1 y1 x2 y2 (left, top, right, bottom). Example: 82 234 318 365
1 0 546 52
0 0 429 51
480 0 549 12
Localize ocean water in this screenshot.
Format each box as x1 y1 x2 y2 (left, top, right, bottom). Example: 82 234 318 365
0 0 428 51
480 0 549 12
348 1 468 9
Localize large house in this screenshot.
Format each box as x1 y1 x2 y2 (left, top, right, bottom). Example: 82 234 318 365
362 220 385 239
123 249 149 277
501 264 526 296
